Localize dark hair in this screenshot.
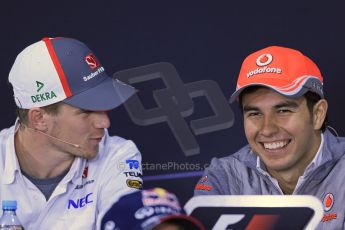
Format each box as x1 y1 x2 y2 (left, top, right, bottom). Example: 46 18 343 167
16 102 62 125
238 87 327 132
304 91 327 132
152 219 202 230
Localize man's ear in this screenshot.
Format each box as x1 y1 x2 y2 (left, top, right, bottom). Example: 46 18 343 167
27 108 48 131
313 99 328 130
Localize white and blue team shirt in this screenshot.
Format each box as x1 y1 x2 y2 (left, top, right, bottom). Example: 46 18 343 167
0 122 143 230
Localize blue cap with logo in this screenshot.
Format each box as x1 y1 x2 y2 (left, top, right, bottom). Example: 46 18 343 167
9 37 136 111
100 188 205 230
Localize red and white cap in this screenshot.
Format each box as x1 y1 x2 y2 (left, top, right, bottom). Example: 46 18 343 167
229 46 324 102
9 37 136 110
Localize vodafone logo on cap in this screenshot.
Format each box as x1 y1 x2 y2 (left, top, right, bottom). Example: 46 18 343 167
246 53 282 78
256 53 273 66
323 193 334 212
85 53 100 70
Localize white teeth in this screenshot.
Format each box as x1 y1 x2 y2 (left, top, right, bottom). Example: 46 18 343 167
264 141 288 150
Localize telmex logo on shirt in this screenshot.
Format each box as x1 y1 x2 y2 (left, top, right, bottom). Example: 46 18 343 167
123 171 142 178
126 159 140 170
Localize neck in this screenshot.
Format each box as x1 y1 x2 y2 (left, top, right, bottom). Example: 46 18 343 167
268 171 300 194
15 126 74 179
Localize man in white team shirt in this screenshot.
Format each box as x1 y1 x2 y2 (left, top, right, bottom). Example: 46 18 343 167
0 37 143 229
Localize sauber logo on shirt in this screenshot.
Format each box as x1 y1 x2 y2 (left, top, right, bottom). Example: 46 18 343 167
321 193 337 222
85 53 100 70
82 166 88 179
68 192 93 209
75 180 95 190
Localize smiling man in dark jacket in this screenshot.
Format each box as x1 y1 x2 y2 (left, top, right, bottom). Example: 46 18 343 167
194 46 345 229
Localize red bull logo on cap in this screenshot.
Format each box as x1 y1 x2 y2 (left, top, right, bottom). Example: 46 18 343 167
142 188 181 210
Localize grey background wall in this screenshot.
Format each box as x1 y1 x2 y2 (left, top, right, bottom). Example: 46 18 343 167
1 1 345 204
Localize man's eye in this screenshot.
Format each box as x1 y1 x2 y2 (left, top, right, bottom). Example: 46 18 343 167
247 112 260 117
79 110 92 115
277 109 291 113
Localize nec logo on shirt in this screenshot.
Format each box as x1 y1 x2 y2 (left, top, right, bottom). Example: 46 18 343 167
68 192 93 209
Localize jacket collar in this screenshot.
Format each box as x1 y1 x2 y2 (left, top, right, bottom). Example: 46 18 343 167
3 124 20 184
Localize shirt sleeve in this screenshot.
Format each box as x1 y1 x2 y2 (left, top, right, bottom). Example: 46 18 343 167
194 157 232 196
96 138 143 218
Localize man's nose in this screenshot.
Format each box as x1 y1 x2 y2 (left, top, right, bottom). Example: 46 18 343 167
93 111 110 129
259 114 279 136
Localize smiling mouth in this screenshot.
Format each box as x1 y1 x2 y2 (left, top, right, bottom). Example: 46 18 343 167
262 140 291 150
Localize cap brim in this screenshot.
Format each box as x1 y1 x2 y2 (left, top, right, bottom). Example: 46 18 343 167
158 214 205 230
63 76 137 111
229 76 324 103
229 83 309 103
